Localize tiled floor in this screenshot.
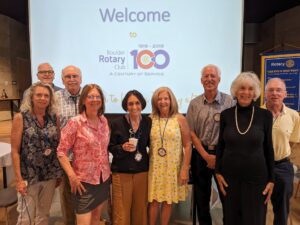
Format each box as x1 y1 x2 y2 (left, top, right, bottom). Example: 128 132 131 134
1 119 300 225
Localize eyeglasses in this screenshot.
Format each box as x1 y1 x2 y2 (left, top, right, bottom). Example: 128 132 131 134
38 70 54 75
63 74 80 79
266 88 286 93
87 95 101 100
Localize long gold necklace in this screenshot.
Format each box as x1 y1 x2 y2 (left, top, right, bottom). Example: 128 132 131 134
235 106 254 135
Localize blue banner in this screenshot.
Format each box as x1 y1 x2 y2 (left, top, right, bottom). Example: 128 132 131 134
261 51 300 112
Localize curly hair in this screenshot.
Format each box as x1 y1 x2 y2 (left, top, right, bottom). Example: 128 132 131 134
20 82 57 114
230 71 261 101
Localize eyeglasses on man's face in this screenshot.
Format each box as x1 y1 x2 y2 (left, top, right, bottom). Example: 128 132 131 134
63 74 80 80
266 88 286 94
38 70 54 75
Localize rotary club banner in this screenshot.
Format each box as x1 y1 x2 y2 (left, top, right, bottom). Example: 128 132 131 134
261 51 300 112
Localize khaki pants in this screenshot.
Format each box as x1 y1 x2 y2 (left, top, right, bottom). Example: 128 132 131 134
16 179 56 225
112 172 148 225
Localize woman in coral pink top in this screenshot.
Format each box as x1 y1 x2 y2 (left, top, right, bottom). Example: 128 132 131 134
57 84 110 225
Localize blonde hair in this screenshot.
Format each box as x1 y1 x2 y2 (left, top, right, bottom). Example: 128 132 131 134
151 87 178 117
230 72 261 101
21 82 57 114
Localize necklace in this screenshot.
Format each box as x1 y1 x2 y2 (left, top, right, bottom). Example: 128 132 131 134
235 106 254 135
158 117 169 157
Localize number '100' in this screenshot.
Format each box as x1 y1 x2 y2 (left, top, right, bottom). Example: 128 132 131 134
130 49 170 69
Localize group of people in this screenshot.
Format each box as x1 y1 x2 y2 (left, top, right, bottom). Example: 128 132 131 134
10 63 299 225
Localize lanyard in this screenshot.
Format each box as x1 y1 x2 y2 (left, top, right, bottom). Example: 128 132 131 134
159 117 169 148
129 116 142 139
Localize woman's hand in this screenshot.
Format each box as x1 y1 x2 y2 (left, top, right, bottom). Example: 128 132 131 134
122 142 136 152
216 173 228 196
16 180 27 196
262 182 274 204
205 154 216 169
179 167 189 185
69 175 86 195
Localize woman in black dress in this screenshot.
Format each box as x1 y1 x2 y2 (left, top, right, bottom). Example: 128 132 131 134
109 90 151 225
216 72 274 225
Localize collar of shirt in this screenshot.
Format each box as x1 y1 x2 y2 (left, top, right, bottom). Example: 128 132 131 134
262 103 287 115
79 112 104 131
203 91 221 105
62 88 81 101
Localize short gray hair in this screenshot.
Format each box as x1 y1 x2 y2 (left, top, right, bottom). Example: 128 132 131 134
61 65 82 78
265 78 286 91
230 72 261 101
21 82 57 114
201 64 221 77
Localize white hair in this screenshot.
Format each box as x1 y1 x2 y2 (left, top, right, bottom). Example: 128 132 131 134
201 64 221 77
265 78 286 91
230 71 261 101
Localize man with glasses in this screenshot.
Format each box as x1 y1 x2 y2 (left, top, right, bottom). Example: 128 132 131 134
186 64 235 225
23 63 61 99
264 78 300 225
56 65 82 225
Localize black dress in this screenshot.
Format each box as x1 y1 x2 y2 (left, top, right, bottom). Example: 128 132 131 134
216 103 274 225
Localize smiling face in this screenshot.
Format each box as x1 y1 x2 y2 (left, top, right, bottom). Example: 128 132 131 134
201 66 220 93
62 66 82 95
157 91 171 116
127 94 142 118
236 82 255 107
37 63 55 84
32 86 50 110
83 88 102 115
265 79 287 107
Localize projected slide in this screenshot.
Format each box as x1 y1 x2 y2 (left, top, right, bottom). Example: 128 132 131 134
29 0 243 113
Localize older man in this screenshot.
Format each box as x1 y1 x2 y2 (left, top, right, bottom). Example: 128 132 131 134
56 65 82 225
23 63 61 98
186 64 235 225
264 78 300 225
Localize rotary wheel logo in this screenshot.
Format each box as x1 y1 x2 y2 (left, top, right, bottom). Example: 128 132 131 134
286 59 295 68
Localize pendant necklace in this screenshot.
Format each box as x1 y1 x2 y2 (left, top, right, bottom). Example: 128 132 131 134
129 116 142 162
158 116 169 157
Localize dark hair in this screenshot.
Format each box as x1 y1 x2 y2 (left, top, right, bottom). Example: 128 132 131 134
79 84 105 115
122 90 146 111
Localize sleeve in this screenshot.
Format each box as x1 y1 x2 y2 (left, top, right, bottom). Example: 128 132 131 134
57 118 78 157
146 117 152 148
108 119 128 159
215 111 226 174
263 110 275 182
186 101 195 132
290 112 300 143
